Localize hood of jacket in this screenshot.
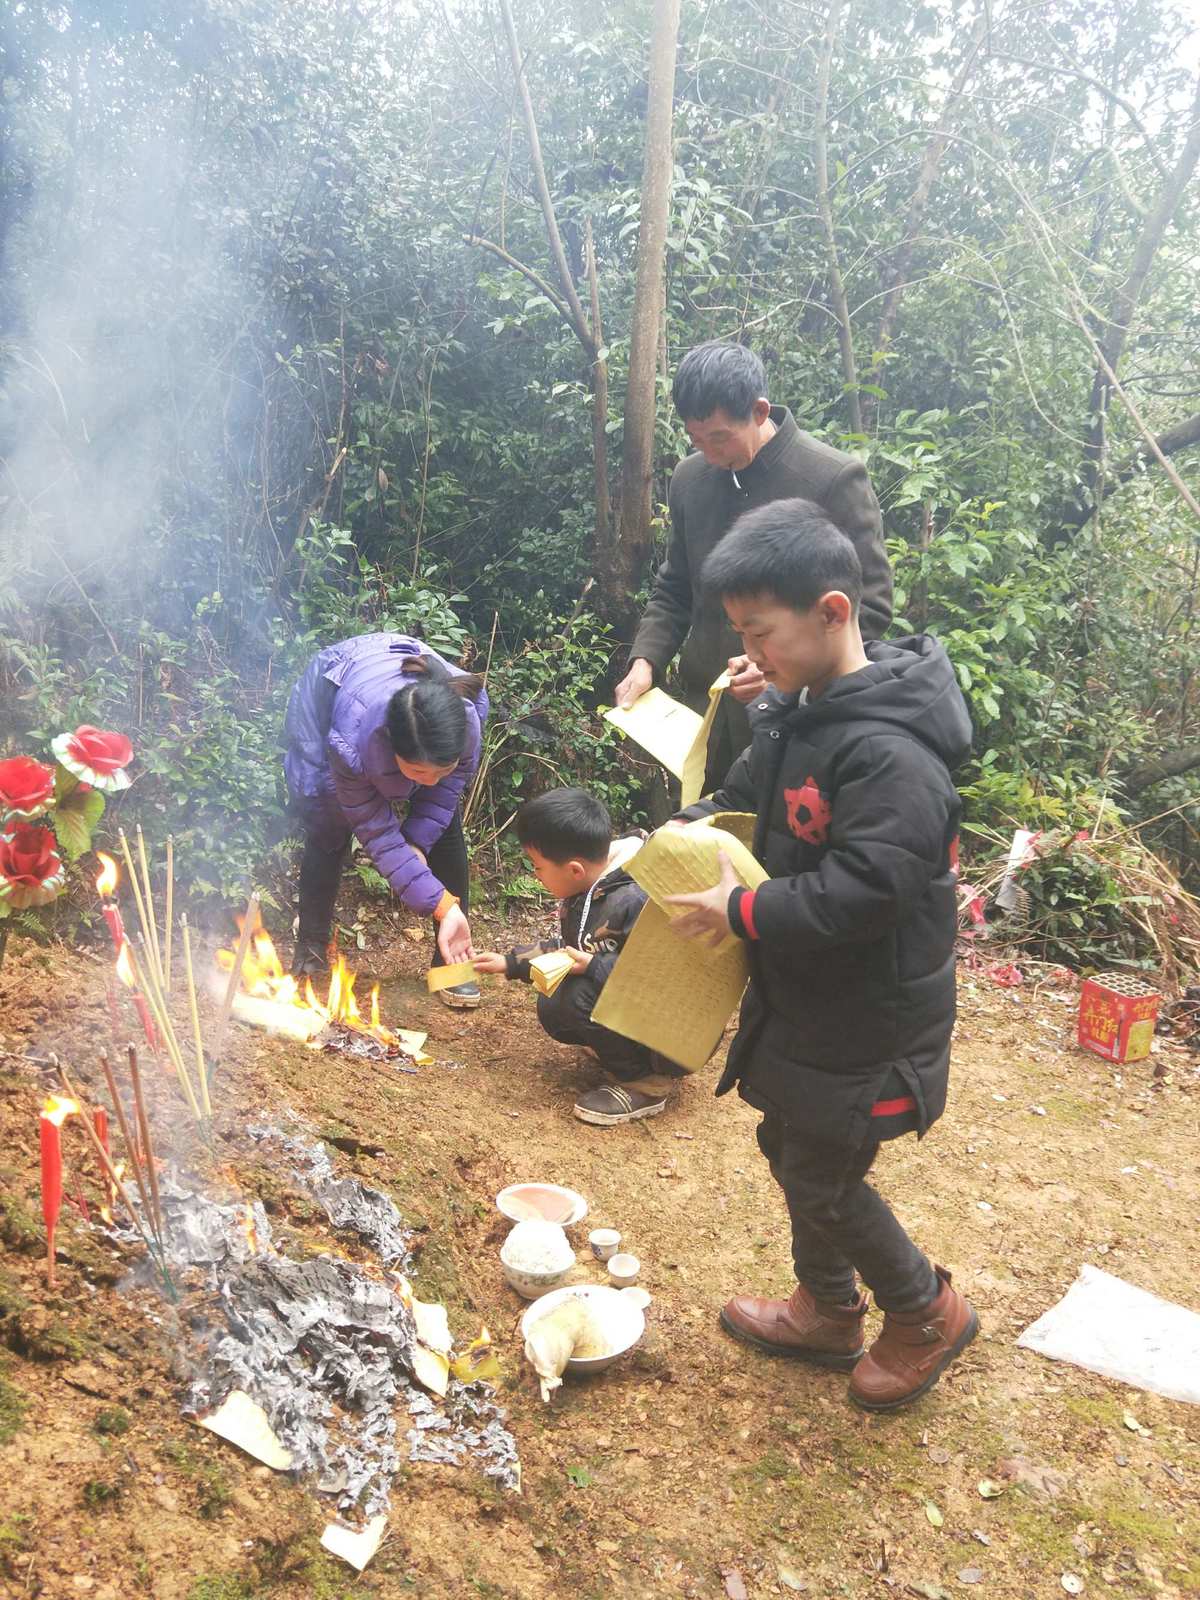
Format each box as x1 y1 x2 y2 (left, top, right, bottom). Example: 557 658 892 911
784 634 972 772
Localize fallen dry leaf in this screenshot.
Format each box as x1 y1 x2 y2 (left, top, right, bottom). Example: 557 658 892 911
777 1568 808 1593
957 1569 984 1585
996 1456 1066 1499
1122 1409 1150 1435
925 1501 944 1528
977 1479 1006 1499
722 1567 749 1600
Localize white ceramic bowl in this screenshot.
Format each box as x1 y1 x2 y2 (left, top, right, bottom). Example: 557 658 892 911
588 1227 621 1261
496 1182 588 1228
499 1221 575 1299
520 1284 645 1374
607 1252 640 1288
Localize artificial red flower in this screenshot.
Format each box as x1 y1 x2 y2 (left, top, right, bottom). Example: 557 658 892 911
0 821 67 908
0 755 56 819
51 725 134 792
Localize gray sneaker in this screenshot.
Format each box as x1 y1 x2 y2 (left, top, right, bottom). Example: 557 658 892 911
437 980 481 1010
573 1084 668 1126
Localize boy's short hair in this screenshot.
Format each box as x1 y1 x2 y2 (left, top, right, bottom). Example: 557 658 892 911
672 341 766 422
517 788 612 863
701 498 863 613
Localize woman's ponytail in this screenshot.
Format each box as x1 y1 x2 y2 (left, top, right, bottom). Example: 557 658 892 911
385 653 484 766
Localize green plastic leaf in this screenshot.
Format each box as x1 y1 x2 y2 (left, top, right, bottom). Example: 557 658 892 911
54 787 106 862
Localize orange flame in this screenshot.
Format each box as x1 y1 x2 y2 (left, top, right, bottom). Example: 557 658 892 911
41 1095 80 1128
95 852 120 898
115 942 135 989
240 1204 259 1254
216 923 399 1046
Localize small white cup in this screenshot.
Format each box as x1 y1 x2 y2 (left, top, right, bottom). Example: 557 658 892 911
588 1228 621 1262
607 1252 640 1287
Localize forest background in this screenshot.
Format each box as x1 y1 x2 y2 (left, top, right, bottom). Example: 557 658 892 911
1 0 1198 971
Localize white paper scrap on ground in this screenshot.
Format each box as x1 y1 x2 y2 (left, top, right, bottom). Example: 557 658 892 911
1017 1265 1200 1404
321 1514 389 1571
194 1389 293 1469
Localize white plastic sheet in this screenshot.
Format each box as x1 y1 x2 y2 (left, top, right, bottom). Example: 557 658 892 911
1017 1264 1200 1404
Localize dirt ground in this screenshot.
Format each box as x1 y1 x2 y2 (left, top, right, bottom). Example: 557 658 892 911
1 909 1199 1600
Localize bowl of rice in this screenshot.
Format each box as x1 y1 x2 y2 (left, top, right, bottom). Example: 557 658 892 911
499 1219 576 1299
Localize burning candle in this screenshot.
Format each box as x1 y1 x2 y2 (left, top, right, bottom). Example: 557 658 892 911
40 1095 79 1287
115 941 159 1052
95 852 125 954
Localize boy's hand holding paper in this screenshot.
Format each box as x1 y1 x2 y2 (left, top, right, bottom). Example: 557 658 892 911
663 849 739 946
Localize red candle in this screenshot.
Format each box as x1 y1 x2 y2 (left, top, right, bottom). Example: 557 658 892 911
40 1096 78 1287
101 902 125 952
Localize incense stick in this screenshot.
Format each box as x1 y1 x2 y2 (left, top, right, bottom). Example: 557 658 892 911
53 1058 175 1297
132 936 203 1122
164 835 174 995
136 825 165 992
214 892 259 1061
118 830 158 981
180 915 212 1120
127 1046 164 1248
99 1048 156 1244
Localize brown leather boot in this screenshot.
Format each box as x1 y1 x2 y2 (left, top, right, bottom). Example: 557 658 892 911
719 1284 868 1370
849 1266 978 1412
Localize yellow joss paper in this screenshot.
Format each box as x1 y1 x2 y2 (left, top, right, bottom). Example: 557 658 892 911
530 950 574 997
604 672 730 806
426 961 480 993
592 819 767 1072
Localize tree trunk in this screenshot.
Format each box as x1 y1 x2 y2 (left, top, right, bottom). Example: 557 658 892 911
1125 743 1200 796
1078 71 1200 511
813 0 862 438
610 0 681 627
1064 410 1200 528
862 4 990 431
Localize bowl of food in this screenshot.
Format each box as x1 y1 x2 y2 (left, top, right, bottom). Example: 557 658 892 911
520 1283 645 1374
496 1182 588 1228
499 1219 576 1299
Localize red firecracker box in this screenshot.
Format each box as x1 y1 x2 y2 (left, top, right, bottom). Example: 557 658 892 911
1077 973 1160 1063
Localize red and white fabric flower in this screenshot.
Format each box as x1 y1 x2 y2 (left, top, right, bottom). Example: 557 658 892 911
50 726 134 792
0 756 56 819
0 821 67 909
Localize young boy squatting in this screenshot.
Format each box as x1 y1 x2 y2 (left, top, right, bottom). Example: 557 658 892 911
474 789 685 1126
667 498 977 1411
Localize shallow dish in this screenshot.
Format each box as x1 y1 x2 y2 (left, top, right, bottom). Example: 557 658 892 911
520 1284 645 1374
496 1182 588 1227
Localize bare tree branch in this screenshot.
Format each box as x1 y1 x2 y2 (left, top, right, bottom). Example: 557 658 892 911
813 0 861 436
1066 410 1200 526
1126 743 1200 796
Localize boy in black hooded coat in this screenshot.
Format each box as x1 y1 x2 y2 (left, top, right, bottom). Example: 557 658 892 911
666 498 978 1412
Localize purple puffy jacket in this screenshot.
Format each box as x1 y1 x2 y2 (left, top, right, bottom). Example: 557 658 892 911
283 634 488 915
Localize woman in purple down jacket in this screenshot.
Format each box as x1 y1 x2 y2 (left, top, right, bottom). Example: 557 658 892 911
283 634 488 1008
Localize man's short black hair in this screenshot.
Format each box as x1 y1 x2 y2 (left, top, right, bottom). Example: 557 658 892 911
517 788 612 863
672 341 767 423
701 498 863 613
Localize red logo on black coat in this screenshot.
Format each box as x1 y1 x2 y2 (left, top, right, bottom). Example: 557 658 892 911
784 778 832 845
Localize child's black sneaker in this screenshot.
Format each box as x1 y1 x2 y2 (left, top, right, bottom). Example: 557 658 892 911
573 1084 668 1126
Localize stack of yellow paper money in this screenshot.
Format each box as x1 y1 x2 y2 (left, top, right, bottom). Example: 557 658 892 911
593 814 764 1071
530 949 575 997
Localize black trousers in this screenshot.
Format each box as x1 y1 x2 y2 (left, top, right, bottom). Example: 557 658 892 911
296 808 469 966
756 1111 939 1315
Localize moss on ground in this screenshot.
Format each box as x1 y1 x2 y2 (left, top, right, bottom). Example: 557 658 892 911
0 1370 28 1444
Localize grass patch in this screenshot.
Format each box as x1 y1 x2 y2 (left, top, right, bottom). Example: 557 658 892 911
197 1462 233 1519
93 1405 131 1436
81 1477 123 1509
187 1578 259 1600
0 1372 27 1444
0 1187 40 1256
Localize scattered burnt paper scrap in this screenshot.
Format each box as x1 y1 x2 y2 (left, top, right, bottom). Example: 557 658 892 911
249 1127 415 1268
146 1138 518 1517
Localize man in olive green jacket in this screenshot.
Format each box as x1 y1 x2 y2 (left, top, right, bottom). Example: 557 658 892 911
615 342 893 788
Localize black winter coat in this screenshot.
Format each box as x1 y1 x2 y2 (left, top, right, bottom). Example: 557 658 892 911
682 637 972 1149
503 836 648 1016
